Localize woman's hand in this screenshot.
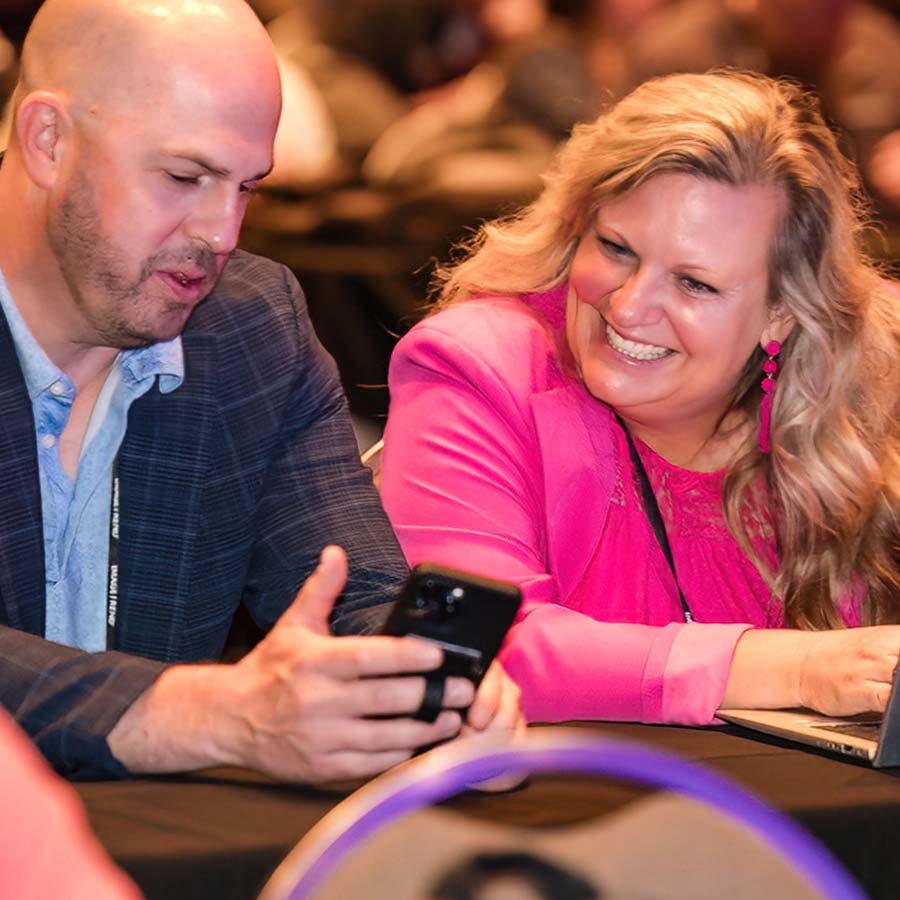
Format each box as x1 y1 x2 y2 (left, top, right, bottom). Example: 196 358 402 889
458 661 528 792
723 626 900 717
464 660 525 737
797 627 900 716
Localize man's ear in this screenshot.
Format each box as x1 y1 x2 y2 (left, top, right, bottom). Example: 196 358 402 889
14 91 69 189
760 305 796 350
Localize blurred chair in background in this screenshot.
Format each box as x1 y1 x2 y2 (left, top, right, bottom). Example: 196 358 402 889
360 436 385 489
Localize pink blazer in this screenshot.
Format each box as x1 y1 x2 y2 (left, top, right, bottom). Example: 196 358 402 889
381 292 769 725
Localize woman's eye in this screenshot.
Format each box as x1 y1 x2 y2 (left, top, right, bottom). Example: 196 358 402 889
167 173 200 186
598 237 632 258
680 275 718 296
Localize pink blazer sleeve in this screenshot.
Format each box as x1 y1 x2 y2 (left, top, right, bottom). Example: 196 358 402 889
382 306 749 725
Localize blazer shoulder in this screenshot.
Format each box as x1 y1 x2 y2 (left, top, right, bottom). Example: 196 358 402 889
187 250 308 339
393 298 567 399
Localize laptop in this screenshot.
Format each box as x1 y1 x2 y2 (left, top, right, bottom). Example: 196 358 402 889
718 675 900 767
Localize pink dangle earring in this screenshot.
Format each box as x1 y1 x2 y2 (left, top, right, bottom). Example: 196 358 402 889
758 340 782 454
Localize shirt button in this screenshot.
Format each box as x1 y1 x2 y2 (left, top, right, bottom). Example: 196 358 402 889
40 434 56 449
49 381 65 396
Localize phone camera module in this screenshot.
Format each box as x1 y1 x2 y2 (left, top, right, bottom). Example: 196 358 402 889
414 580 465 622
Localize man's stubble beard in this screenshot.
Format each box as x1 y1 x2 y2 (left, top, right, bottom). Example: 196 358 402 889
46 168 221 349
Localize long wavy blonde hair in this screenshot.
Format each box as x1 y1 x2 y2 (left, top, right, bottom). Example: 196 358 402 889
432 69 900 628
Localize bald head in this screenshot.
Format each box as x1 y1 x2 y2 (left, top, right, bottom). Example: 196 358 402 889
0 0 282 353
17 0 279 126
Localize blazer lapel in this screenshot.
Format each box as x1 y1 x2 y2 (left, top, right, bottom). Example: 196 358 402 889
0 311 45 634
115 330 217 659
530 382 618 601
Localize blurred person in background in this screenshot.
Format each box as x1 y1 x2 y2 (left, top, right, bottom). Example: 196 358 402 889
613 0 900 260
0 1 44 147
264 0 597 195
249 0 598 424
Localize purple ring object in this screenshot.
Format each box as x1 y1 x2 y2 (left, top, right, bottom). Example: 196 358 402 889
265 729 866 900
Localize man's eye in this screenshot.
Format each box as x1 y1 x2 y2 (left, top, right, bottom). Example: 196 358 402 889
681 276 718 296
167 173 200 186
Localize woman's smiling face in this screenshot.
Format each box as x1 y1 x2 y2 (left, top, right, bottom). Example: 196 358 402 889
566 172 789 444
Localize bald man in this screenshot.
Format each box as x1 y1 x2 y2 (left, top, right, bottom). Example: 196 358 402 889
0 0 522 782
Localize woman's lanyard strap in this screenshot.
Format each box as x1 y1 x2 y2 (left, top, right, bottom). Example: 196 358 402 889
615 416 694 624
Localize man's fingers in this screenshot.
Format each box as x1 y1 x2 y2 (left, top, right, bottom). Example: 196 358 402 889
309 711 462 758
279 545 348 632
350 711 463 752
313 634 444 679
335 675 474 718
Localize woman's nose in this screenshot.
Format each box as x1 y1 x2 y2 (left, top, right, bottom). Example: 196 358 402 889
606 269 664 328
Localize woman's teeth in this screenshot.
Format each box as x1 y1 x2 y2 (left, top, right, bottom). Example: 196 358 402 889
605 324 671 361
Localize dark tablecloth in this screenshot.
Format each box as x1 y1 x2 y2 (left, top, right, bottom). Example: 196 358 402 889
76 722 900 900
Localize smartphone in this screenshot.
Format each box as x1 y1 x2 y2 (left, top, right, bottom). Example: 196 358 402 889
381 562 522 685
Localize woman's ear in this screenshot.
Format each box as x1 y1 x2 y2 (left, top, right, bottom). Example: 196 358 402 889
14 91 69 189
760 306 796 351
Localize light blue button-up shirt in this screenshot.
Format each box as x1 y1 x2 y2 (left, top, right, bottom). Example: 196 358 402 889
0 268 184 651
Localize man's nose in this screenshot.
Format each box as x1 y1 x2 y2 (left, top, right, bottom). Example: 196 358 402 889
186 187 246 255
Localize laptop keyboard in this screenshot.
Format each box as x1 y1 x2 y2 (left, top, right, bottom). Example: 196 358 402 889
812 720 882 741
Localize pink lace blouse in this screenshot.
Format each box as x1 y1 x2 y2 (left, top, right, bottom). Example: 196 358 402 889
583 429 784 630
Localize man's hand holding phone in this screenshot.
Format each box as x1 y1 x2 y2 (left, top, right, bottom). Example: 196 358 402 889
110 547 519 784
378 562 527 781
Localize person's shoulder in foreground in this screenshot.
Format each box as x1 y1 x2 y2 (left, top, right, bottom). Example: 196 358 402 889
382 67 900 726
0 0 523 783
0 706 140 900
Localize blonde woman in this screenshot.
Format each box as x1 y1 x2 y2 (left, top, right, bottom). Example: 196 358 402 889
380 70 900 725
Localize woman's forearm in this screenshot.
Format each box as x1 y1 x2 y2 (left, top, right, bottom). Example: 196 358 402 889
722 628 813 710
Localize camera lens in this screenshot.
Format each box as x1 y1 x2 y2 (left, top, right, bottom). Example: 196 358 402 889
439 586 464 621
411 579 440 618
421 579 442 603
413 580 465 622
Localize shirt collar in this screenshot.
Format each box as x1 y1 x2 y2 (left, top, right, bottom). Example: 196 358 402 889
0 266 64 402
0 265 184 397
120 338 184 394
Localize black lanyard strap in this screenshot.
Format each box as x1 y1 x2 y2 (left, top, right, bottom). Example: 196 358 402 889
107 455 121 649
615 416 694 624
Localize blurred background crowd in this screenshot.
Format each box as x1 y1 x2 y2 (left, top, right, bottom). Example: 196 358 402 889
2 0 899 435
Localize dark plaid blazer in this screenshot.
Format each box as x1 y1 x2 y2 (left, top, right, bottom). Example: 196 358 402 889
0 250 408 778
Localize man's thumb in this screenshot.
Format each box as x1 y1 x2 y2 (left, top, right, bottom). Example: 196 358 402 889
280 545 348 633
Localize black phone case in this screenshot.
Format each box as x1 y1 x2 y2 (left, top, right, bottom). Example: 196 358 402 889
381 562 522 684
